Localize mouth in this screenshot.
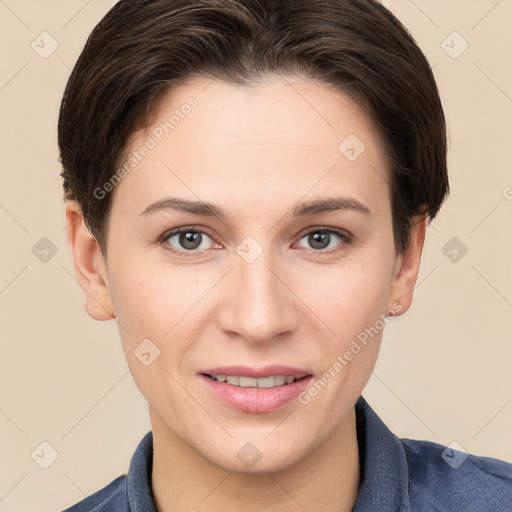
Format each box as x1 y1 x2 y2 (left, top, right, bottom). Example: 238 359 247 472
202 373 310 388
198 367 314 413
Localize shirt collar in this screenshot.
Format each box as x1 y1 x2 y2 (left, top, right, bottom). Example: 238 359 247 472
353 395 411 511
126 428 156 512
126 396 411 511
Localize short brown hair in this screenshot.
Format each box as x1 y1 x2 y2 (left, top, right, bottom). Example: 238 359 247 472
58 0 449 258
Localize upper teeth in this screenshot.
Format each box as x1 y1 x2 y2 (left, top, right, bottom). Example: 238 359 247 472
212 375 296 388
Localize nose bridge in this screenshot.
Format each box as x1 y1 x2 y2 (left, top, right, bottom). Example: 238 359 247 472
218 238 296 343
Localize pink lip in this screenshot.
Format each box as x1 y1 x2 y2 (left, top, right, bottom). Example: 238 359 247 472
198 366 313 413
199 365 310 379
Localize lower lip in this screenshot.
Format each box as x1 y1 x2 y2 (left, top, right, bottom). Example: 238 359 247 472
199 374 313 413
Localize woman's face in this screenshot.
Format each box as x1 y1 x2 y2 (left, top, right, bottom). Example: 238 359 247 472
94 75 421 473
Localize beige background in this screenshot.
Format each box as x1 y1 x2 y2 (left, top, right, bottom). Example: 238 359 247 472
0 0 511 510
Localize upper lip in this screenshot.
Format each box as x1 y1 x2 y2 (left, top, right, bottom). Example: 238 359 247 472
199 365 311 379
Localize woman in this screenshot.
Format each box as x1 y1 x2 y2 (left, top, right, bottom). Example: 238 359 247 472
59 0 512 510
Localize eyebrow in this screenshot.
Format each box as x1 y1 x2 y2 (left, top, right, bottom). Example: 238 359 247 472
139 196 371 218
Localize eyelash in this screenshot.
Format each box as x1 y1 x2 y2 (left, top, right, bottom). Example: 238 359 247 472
158 225 353 258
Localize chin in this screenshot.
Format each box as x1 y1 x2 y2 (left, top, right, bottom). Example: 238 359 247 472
202 438 308 475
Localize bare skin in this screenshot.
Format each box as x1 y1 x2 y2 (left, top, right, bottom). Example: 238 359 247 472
66 75 426 512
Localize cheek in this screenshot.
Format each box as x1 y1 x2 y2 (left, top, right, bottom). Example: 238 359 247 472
304 260 393 380
309 262 392 330
111 271 190 405
112 260 187 330
112 265 212 370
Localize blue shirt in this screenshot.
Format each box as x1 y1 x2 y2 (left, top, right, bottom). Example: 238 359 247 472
63 396 512 511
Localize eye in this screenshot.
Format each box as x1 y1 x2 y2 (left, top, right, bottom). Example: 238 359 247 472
295 227 352 254
161 226 220 256
160 225 353 257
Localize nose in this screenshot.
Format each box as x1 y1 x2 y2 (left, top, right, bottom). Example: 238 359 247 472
216 248 299 345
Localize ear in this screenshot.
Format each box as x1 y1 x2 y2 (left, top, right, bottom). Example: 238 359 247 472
387 213 428 316
65 200 115 321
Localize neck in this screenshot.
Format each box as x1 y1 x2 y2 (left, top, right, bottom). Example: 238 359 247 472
150 407 360 512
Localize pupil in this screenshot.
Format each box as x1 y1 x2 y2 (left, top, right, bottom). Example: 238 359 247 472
310 232 329 249
181 231 201 250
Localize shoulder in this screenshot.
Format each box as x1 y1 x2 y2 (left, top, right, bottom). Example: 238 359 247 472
62 475 127 511
400 438 512 512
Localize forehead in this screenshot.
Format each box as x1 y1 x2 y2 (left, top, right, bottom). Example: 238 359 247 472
146 75 383 153
111 75 390 217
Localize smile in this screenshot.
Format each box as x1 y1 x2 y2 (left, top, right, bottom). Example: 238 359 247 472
205 374 299 388
200 373 313 413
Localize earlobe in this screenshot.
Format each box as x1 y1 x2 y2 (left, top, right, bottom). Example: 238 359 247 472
387 214 428 316
65 201 115 321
